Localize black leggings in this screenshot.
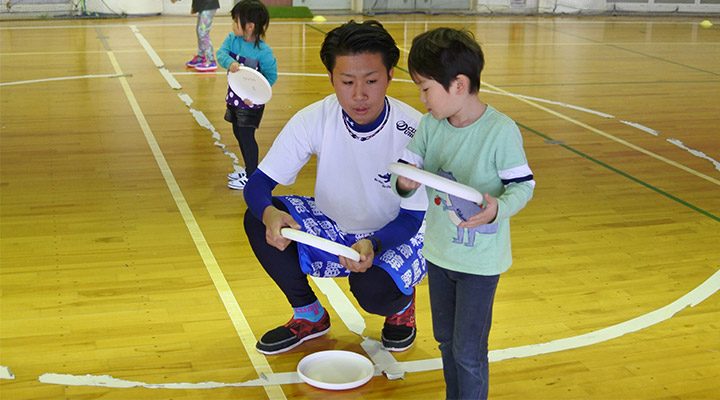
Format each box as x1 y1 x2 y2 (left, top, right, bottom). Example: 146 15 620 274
225 106 264 175
243 199 413 317
232 125 258 175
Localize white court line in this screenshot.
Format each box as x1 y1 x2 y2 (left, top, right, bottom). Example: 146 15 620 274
129 25 163 67
620 120 661 136
0 73 125 87
35 268 720 389
176 93 244 172
102 50 285 400
129 25 241 171
129 25 182 89
0 366 14 380
667 138 720 172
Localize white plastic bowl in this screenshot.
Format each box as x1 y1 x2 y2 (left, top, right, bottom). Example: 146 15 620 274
227 66 272 105
297 350 374 390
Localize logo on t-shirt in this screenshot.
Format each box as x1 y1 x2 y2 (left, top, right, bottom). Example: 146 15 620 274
396 120 416 138
374 172 391 188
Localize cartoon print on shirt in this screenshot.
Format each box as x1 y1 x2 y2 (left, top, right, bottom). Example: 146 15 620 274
434 170 498 247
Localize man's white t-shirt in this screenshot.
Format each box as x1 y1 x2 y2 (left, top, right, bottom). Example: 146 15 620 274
259 94 427 234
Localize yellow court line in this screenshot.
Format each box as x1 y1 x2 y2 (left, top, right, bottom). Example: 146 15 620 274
481 81 720 187
104 50 286 400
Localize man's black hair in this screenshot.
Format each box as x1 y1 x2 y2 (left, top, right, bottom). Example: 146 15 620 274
320 20 400 74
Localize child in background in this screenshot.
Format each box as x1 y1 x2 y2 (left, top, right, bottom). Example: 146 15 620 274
396 28 535 400
172 0 220 72
217 0 277 190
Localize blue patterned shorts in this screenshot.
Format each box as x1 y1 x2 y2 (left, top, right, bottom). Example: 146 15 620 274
278 195 426 295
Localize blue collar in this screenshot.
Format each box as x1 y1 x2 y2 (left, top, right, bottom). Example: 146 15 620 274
341 98 390 142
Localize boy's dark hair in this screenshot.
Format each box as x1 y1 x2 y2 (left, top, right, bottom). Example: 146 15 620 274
408 28 484 94
320 20 400 75
232 0 269 48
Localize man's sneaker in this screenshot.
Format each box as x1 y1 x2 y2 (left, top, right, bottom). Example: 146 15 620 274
227 175 248 190
381 294 416 352
227 169 246 181
194 60 217 72
185 55 204 68
256 311 331 355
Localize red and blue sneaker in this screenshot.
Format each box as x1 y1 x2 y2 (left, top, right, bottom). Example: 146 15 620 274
194 60 217 72
381 293 416 352
256 311 331 355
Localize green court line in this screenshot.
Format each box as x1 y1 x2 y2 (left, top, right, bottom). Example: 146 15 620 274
518 122 720 223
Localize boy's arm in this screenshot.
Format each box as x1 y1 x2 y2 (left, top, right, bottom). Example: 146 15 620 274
494 126 535 221
495 169 534 220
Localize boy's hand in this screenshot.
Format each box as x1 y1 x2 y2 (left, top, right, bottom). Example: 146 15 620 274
397 176 420 193
229 62 241 72
458 193 498 228
243 98 254 106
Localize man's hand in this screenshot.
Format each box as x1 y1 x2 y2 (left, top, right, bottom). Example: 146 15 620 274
339 238 374 273
262 206 301 251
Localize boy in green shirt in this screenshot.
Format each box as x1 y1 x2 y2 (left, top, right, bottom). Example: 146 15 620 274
396 28 535 399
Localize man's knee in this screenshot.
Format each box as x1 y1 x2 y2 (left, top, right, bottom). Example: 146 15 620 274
349 269 399 316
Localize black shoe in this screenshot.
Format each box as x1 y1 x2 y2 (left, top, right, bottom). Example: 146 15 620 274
381 294 416 352
256 311 330 355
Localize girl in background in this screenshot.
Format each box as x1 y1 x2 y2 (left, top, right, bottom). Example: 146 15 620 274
217 0 277 189
173 0 220 72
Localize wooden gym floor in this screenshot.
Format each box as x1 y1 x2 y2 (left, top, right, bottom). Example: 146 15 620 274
1 13 718 400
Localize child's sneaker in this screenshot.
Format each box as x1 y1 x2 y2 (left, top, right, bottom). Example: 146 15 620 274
227 169 247 181
185 55 204 68
194 60 218 72
256 311 331 355
381 293 416 352
227 174 248 190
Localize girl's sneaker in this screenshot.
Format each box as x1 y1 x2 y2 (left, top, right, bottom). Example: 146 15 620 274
185 55 204 68
195 60 218 72
227 169 246 181
227 175 248 190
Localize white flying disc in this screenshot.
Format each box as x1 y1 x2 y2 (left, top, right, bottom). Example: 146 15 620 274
281 228 361 262
389 162 483 203
297 350 374 390
227 66 272 105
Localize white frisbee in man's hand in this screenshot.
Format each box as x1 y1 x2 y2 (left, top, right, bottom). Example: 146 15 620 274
227 66 272 105
281 228 361 262
297 350 374 390
389 162 484 203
